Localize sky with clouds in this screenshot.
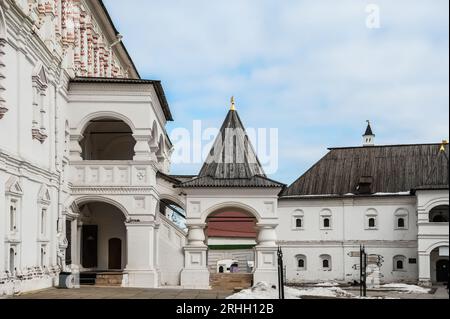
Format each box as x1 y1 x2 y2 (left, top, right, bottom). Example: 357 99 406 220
103 0 449 185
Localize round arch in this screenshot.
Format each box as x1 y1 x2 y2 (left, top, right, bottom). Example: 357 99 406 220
74 111 136 136
71 196 131 220
422 197 449 213
425 241 449 255
200 202 262 224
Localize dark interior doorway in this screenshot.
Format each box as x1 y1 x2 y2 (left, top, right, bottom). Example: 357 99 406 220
436 259 449 282
108 238 122 270
82 225 98 268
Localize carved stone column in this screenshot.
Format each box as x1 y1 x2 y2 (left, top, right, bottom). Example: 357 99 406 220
254 223 279 287
180 223 210 289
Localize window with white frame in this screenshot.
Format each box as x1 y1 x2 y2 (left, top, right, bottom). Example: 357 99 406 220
320 254 332 270
292 210 305 230
37 184 51 240
31 64 49 143
393 255 407 271
7 245 18 275
320 209 332 230
40 208 47 236
395 209 409 230
365 209 378 230
9 199 17 233
40 245 47 268
296 255 307 270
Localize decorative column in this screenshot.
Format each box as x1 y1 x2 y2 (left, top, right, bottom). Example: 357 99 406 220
0 38 7 119
180 223 210 289
124 221 159 288
254 223 279 287
133 134 154 161
418 252 432 287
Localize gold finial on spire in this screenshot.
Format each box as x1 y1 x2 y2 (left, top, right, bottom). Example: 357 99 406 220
230 96 236 111
440 140 449 152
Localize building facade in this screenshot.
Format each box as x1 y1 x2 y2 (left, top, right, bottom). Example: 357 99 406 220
0 0 448 296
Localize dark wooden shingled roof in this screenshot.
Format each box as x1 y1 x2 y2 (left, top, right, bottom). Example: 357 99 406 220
282 144 449 197
177 109 284 188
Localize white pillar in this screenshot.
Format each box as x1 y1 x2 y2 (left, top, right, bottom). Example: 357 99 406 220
254 223 279 288
124 221 159 288
418 252 432 287
69 134 83 161
180 223 210 289
133 134 155 161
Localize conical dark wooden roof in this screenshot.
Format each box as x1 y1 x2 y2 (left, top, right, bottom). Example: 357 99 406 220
177 109 284 188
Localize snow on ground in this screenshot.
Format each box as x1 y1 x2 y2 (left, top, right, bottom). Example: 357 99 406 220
227 282 355 299
380 283 431 294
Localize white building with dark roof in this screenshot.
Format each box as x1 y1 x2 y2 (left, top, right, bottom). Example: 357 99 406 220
0 0 448 296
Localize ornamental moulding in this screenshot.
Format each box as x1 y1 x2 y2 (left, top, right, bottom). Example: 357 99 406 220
70 186 155 195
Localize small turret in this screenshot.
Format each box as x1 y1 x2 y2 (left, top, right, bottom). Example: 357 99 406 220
363 120 375 147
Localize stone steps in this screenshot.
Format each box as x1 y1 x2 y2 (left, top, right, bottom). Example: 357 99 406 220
95 273 123 287
210 274 253 291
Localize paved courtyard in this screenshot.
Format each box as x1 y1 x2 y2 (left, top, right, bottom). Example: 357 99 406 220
6 287 233 300
2 285 448 300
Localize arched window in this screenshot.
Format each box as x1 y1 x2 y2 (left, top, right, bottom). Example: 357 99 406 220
429 205 449 223
393 255 406 271
80 119 135 160
320 209 332 230
320 254 332 270
296 255 307 270
366 209 378 230
395 208 409 230
292 210 304 230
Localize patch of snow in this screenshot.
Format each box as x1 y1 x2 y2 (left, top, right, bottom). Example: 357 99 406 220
227 282 355 299
381 283 431 294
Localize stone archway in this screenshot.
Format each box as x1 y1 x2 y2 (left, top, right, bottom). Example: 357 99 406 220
181 202 278 290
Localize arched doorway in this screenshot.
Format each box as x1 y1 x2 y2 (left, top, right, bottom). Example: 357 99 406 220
77 202 127 271
205 207 257 290
108 238 122 270
80 118 135 160
430 246 449 284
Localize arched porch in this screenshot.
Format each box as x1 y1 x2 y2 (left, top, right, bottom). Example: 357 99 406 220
180 203 278 290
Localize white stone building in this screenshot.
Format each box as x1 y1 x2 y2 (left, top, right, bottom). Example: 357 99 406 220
0 0 448 296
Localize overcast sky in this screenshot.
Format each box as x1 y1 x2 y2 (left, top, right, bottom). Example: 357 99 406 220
104 0 449 185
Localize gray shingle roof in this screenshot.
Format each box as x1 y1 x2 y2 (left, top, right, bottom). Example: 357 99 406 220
177 109 284 188
282 143 449 197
